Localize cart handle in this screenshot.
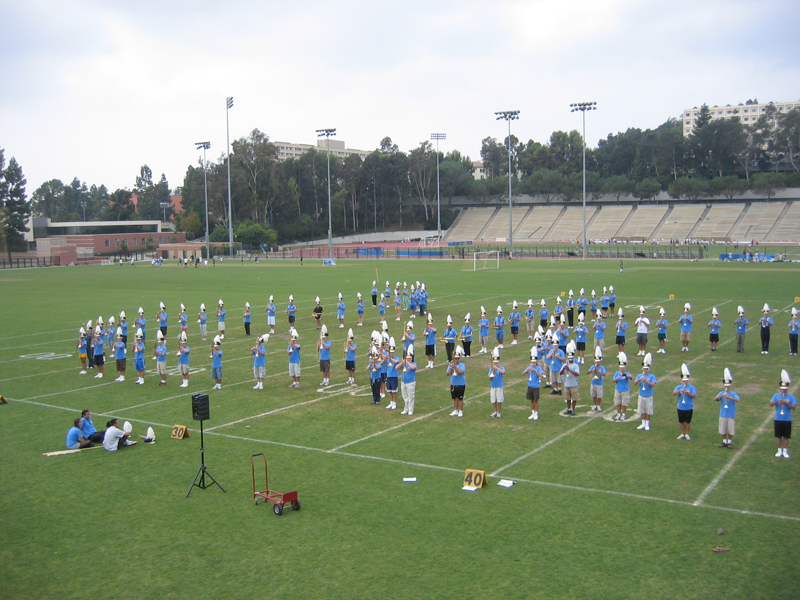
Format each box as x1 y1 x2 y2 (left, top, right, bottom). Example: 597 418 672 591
250 453 264 458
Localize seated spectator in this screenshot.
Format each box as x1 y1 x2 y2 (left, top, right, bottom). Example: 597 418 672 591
80 409 105 443
102 419 136 451
66 418 93 449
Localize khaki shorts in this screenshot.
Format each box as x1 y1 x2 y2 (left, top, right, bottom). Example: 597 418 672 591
638 394 654 415
613 390 630 407
179 364 190 375
594 338 605 350
590 383 604 399
490 388 505 404
719 416 736 436
218 321 226 331
680 331 691 343
288 363 301 377
156 362 167 375
253 365 266 379
564 387 579 402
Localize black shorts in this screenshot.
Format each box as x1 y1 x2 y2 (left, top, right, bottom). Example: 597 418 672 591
709 333 719 343
677 408 693 424
576 342 586 351
381 373 387 382
426 344 435 356
319 360 330 372
288 316 295 324
450 384 465 400
93 354 104 366
345 360 355 371
615 335 626 346
510 326 519 334
658 332 667 341
774 420 792 439
526 387 540 402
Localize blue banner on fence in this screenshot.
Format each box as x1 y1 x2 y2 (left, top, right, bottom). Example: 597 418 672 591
397 250 447 257
323 259 337 266
448 241 472 246
719 253 776 262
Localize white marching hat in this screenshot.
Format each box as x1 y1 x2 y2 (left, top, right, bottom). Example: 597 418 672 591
357 292 362 299
200 303 206 311
269 295 274 303
723 368 733 385
642 352 653 368
639 305 645 314
618 308 624 318
338 292 343 301
711 307 718 317
159 302 165 310
403 281 407 288
180 331 187 342
591 290 596 297
116 327 123 337
381 320 389 331
315 296 320 304
681 363 690 380
560 314 565 324
157 330 164 341
119 311 126 319
446 315 453 325
108 316 115 325
94 325 101 335
389 337 396 351
454 345 465 357
136 328 143 338
580 288 585 295
406 321 413 329
214 335 221 345
289 295 294 302
421 283 426 291
763 303 770 313
659 307 666 316
407 343 414 355
540 299 546 307
512 300 518 309
491 347 500 361
609 285 614 293
381 331 390 343
737 305 744 315
594 346 603 361
684 302 691 311
603 286 607 294
566 340 577 358
123 421 132 434
259 333 270 343
497 305 503 313
530 346 539 360
138 307 144 314
481 305 486 316
428 312 434 323
79 327 86 336
180 303 186 311
290 328 298 340
320 324 328 337
372 280 376 286
780 369 791 389
550 315 556 326
527 299 533 307
569 289 574 297
793 307 798 317
618 351 628 366
578 312 585 323
218 299 224 306
464 313 471 323
97 316 104 326
348 328 354 339
556 297 562 304
245 302 250 309
396 281 400 289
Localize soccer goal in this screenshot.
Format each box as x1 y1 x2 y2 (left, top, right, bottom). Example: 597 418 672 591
472 250 500 271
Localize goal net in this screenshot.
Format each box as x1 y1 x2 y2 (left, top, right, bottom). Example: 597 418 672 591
472 250 500 271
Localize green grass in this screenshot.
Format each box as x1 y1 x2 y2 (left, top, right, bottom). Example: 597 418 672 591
1 258 799 600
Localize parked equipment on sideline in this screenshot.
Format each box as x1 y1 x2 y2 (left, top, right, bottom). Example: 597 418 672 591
250 453 300 516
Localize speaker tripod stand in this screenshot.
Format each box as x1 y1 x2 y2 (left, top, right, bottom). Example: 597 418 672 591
186 419 225 497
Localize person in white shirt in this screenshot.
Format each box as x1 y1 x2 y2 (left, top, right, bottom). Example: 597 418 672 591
102 418 136 451
634 306 650 356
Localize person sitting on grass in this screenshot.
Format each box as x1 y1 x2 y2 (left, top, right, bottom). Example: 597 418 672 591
102 419 136 451
66 418 93 449
80 409 105 443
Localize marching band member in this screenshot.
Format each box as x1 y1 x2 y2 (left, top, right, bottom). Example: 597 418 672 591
318 325 331 386
612 352 633 421
119 311 128 345
371 280 378 307
608 286 616 314
461 314 474 358
634 353 657 431
446 346 467 418
673 364 696 440
158 302 168 338
419 283 428 317
385 338 401 410
493 305 506 349
345 329 358 385
217 299 226 340
135 308 146 343
402 282 409 311
566 290 576 327
770 370 796 458
759 304 774 354
113 327 127 383
478 306 490 354
424 313 437 369
198 304 208 341
679 303 693 352
356 292 365 327
134 328 146 385
525 299 537 340
177 331 190 388
266 295 276 335
554 296 564 323
409 285 418 317
443 315 457 362
337 293 346 328
92 324 105 379
539 299 549 330
734 306 747 353
561 341 580 415
402 321 415 360
368 346 383 404
788 307 799 356
509 301 521 345
244 302 252 336
400 344 417 415
656 307 668 354
577 288 588 320
210 335 223 390
574 313 589 364
708 307 721 352
178 304 188 339
590 290 598 318
616 308 629 352
154 330 167 386
634 306 649 355
714 368 738 448
587 346 606 412
523 346 544 420
286 295 297 331
488 347 506 418
251 333 267 390
77 327 88 374
394 290 403 321
287 328 301 388
313 296 324 330
600 286 610 318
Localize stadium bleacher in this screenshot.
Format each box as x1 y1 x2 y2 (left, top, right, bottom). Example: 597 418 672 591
515 206 564 241
548 206 598 241
691 204 744 240
728 202 785 242
616 205 668 240
652 204 707 241
482 207 529 240
767 201 800 242
586 205 632 240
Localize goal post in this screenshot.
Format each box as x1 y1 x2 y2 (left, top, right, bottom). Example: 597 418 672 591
472 250 500 272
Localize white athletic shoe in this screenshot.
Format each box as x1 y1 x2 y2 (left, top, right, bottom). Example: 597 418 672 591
775 449 784 457
180 382 188 388
458 410 463 417
645 422 651 431
620 414 626 421
783 449 790 458
511 340 517 345
534 411 539 420
685 435 690 440
96 373 103 379
449 410 459 417
408 411 414 416
490 412 497 418
637 423 646 430
400 409 408 415
253 384 260 389
528 413 536 420
677 434 685 440
79 370 87 375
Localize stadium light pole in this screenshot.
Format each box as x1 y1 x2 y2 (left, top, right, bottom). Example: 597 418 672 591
431 133 446 247
225 97 234 257
495 111 519 258
570 101 596 259
195 141 211 259
317 128 336 260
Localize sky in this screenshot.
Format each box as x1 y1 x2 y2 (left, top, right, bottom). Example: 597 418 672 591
1 0 799 197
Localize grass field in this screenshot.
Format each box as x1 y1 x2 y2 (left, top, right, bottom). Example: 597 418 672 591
1 258 799 600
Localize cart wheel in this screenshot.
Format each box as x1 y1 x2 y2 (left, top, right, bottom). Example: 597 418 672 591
273 503 283 516
291 499 301 511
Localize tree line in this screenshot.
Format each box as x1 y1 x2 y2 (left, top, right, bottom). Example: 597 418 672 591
6 102 800 249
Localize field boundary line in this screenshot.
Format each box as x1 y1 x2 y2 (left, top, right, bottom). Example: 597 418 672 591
693 412 773 507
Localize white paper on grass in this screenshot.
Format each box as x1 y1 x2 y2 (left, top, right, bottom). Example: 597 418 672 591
403 477 417 482
462 486 478 492
497 480 516 488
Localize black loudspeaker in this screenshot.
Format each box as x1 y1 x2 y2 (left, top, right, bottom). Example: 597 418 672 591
192 393 210 421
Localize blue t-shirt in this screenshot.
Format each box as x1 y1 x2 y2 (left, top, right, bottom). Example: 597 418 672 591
179 314 188 328
81 415 97 437
593 321 606 339
614 370 632 392
244 310 251 324
674 384 696 410
578 297 588 310
287 304 297 318
136 317 146 338
448 362 466 386
211 348 223 369
218 309 226 323
656 318 668 334
371 359 383 381
509 312 521 328
616 322 628 338
773 393 797 422
267 304 276 317
404 333 415 352
444 327 457 343
288 343 301 364
386 356 400 378
601 295 609 309
159 312 168 327
425 327 437 346
178 345 190 365
524 365 544 388
121 322 128 336
525 309 536 323
66 427 84 448
539 308 549 322
378 301 386 315
493 316 505 335
734 317 748 333
588 364 606 385
114 341 126 360
402 362 416 384
253 344 265 367
551 349 565 373
715 389 739 418
556 328 569 347
479 318 490 337
679 314 693 332
155 344 167 362
357 301 364 314
708 319 721 334
574 325 588 343
461 326 473 342
346 342 357 362
134 341 144 361
93 337 104 356
200 313 208 326
789 320 799 335
760 316 774 329
319 340 331 361
635 372 657 397
337 302 346 316
489 365 505 388
590 299 598 311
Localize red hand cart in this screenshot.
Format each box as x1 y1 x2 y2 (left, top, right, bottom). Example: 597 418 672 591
250 453 300 516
